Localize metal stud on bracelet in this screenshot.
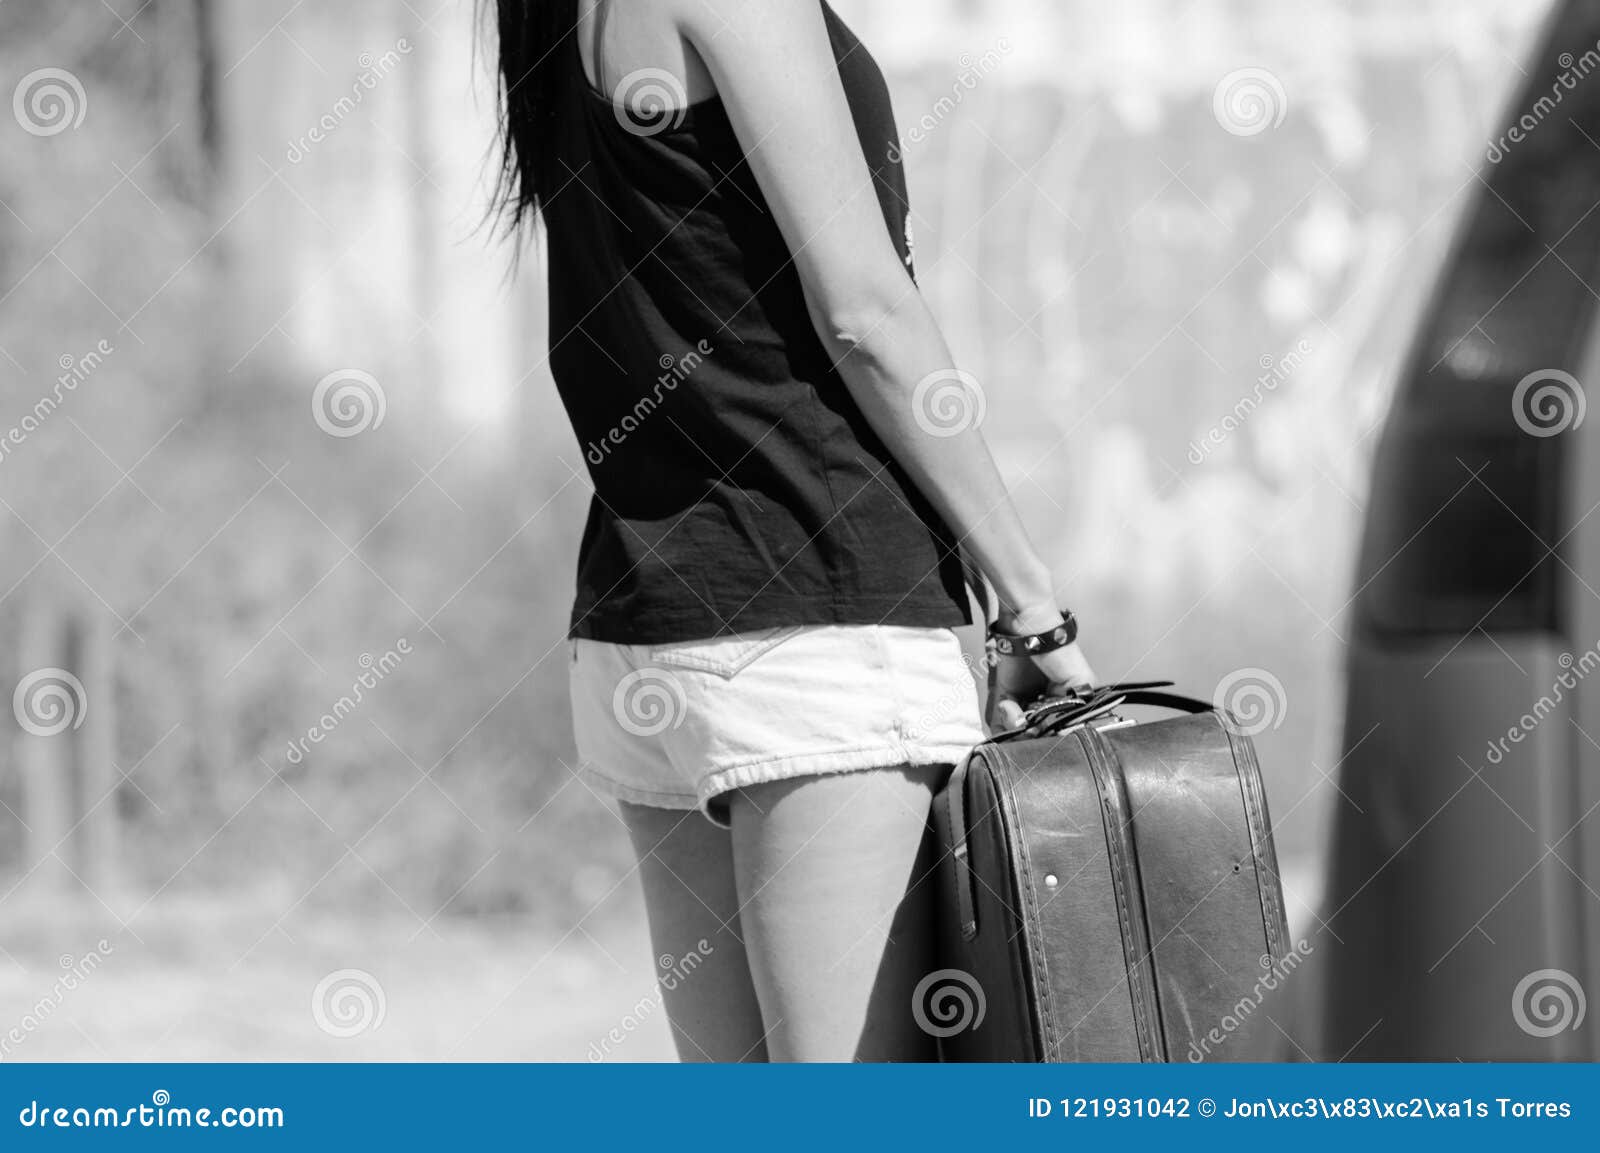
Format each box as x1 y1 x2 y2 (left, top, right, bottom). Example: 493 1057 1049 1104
988 610 1079 657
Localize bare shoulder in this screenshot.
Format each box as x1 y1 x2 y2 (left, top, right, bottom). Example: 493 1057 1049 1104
583 0 710 97
669 0 827 43
666 0 838 103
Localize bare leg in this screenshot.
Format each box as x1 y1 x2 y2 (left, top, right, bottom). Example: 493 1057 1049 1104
727 765 945 1061
619 801 770 1061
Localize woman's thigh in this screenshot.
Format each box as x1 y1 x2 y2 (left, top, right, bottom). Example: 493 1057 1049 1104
727 764 945 1062
619 801 770 1062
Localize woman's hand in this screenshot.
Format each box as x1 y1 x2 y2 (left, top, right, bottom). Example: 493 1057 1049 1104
987 641 1097 731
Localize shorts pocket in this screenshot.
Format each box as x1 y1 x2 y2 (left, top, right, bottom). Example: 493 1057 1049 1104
648 626 805 679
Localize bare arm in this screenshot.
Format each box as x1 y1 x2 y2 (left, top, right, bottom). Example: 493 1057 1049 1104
675 0 1091 716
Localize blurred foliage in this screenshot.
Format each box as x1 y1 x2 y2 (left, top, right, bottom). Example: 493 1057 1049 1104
0 0 618 933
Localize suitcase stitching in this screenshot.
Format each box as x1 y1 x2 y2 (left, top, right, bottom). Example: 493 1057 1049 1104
1219 717 1291 960
945 753 1032 948
988 741 1058 1062
1075 727 1146 1054
1078 726 1166 1062
1011 733 1131 1061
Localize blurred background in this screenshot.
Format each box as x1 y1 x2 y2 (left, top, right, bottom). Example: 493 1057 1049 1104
0 0 1562 1059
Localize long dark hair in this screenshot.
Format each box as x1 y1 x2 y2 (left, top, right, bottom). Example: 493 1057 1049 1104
484 0 575 234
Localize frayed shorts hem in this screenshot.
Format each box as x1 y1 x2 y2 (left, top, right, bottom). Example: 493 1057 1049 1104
570 624 985 828
583 741 977 828
577 769 700 812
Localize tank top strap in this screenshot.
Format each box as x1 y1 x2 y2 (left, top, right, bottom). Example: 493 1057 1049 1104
588 0 616 96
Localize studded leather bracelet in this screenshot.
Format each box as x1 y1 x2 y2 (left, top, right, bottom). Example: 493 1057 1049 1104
988 610 1079 657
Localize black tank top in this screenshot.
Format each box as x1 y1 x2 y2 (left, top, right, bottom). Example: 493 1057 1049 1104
546 0 969 644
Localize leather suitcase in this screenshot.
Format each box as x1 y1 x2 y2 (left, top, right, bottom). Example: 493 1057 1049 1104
930 685 1292 1062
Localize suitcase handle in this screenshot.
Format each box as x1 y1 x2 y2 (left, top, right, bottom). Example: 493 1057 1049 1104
948 685 1217 941
1102 688 1214 713
989 682 1213 743
943 755 981 941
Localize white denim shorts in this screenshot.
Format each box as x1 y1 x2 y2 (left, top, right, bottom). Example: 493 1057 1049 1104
569 624 986 826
